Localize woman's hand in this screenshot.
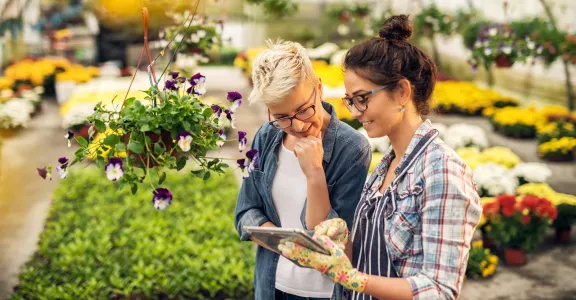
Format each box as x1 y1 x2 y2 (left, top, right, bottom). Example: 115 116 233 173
293 132 324 178
314 218 349 248
279 235 369 292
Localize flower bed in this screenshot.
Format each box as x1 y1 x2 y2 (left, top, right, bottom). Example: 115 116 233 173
12 168 254 299
432 81 518 116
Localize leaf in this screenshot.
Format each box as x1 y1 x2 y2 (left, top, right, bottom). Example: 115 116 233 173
191 169 205 178
128 142 144 154
94 120 106 133
202 108 213 118
96 156 105 169
220 163 229 169
203 171 211 181
76 136 88 148
140 125 151 132
130 183 138 195
183 121 191 132
88 126 95 139
154 143 164 154
158 172 167 185
176 156 187 171
103 134 120 146
115 143 126 152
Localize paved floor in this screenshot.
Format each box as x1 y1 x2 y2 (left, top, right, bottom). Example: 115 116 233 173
1 67 575 299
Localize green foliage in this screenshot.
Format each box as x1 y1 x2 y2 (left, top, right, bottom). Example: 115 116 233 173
11 168 254 299
246 0 298 19
413 4 455 37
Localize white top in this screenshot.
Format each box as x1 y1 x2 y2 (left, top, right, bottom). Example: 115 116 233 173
271 143 335 298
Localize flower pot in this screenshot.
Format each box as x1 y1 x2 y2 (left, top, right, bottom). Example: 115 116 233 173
504 248 526 266
124 131 174 168
555 227 571 244
494 54 514 68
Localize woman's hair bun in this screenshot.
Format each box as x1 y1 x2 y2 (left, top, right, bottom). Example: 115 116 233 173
378 14 412 41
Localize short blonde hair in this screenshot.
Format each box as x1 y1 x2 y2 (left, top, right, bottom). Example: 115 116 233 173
248 39 319 105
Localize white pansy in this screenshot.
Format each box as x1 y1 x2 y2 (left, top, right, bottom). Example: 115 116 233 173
489 28 498 36
178 135 193 152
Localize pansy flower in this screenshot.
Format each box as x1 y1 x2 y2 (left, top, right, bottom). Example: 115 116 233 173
64 131 74 147
164 79 178 91
188 73 206 95
211 104 223 118
217 129 226 147
152 188 173 210
238 131 247 152
177 131 193 152
56 157 69 179
227 91 242 112
169 71 180 79
246 149 259 173
225 109 236 129
105 157 124 181
37 166 52 180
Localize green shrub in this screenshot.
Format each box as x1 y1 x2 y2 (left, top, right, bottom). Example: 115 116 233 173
11 168 254 300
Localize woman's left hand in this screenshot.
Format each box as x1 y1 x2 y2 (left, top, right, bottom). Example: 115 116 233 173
279 235 369 292
293 132 324 177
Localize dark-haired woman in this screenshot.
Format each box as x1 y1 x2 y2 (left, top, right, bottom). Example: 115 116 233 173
279 15 482 300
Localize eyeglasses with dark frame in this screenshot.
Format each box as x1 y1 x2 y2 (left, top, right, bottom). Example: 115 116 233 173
341 84 393 112
268 87 317 129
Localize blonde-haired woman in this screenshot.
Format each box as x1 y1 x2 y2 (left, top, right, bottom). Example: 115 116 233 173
234 40 371 300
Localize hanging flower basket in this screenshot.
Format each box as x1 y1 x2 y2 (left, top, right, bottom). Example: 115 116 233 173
494 54 514 68
37 7 256 210
504 248 527 266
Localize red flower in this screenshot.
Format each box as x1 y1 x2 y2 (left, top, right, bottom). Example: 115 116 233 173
520 195 540 210
497 194 517 209
521 215 531 224
502 205 516 217
483 202 500 218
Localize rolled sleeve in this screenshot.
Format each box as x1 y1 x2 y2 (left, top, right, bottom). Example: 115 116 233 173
407 155 482 299
300 144 372 230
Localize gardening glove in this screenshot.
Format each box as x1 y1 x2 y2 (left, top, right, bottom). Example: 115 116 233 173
314 218 349 248
279 235 369 293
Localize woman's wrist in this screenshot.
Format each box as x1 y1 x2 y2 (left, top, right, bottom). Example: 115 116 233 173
306 168 326 184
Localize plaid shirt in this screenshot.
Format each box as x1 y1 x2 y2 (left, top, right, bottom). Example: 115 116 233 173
367 120 482 299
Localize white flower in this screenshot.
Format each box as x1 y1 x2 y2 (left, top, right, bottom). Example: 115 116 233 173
330 49 349 66
474 163 518 197
474 41 482 48
484 48 493 56
489 28 498 36
177 134 193 152
105 158 124 181
337 24 350 36
501 46 512 55
61 104 95 129
190 34 200 43
196 30 206 38
0 99 34 129
509 162 552 184
444 123 488 150
307 43 340 60
357 127 390 153
56 165 68 179
527 41 535 50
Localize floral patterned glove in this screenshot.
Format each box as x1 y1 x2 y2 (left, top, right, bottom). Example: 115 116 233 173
279 235 369 292
314 218 349 248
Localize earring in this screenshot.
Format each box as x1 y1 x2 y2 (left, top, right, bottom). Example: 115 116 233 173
400 106 405 113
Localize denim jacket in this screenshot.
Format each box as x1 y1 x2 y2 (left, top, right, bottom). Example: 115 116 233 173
234 101 371 300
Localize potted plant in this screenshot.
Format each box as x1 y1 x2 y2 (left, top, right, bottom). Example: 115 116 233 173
413 4 454 37
466 240 499 279
538 137 576 162
37 71 256 210
560 34 576 64
484 194 557 265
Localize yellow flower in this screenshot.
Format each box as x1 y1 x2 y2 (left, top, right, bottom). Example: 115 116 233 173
87 128 127 161
478 146 522 168
517 183 576 206
432 82 509 114
370 152 384 173
482 264 496 277
492 106 542 127
0 77 14 90
538 137 576 156
480 260 487 268
488 255 498 265
472 240 483 249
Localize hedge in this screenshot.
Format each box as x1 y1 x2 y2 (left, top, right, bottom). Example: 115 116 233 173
10 168 254 299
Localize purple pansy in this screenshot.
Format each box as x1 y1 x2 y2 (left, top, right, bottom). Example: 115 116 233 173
164 79 178 91
105 157 124 181
224 109 236 129
238 131 247 152
217 129 226 147
65 131 74 147
211 104 223 117
37 166 52 181
152 188 173 210
169 71 180 80
227 91 242 112
237 159 246 171
56 157 69 179
188 73 206 95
